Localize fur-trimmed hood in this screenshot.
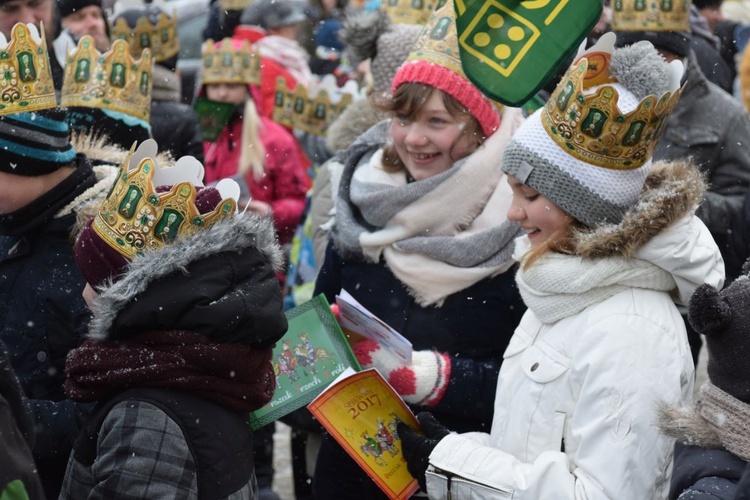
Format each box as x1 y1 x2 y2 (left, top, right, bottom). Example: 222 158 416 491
325 98 383 154
87 213 285 344
521 158 724 307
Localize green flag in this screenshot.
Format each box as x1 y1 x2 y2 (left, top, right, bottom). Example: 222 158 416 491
454 0 602 106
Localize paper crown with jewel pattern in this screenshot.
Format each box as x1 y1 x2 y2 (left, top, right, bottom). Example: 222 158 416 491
272 74 365 136
201 38 261 86
611 0 691 32
0 23 56 115
381 0 438 25
91 140 239 259
541 34 684 170
110 11 179 63
61 37 153 122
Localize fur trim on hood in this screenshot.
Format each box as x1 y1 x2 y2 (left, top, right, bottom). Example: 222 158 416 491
571 159 706 258
657 401 724 450
71 131 174 167
86 213 283 341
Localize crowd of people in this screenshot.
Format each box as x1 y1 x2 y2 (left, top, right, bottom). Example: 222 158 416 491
1 0 750 498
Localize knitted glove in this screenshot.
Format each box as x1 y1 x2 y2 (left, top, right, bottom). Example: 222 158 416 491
397 412 451 492
353 340 451 406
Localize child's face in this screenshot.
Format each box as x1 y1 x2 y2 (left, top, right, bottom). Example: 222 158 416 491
205 83 248 105
390 91 474 181
507 175 572 249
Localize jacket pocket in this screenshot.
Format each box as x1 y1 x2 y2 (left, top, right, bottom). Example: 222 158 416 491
425 469 514 499
520 344 567 384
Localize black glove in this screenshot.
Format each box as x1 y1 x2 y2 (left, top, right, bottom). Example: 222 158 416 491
397 412 451 492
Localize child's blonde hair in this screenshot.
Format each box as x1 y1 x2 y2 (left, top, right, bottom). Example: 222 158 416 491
238 98 266 181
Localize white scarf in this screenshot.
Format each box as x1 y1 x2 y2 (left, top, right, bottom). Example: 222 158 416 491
256 36 313 88
513 236 676 324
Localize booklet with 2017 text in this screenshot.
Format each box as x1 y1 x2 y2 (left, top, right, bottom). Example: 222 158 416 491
308 368 421 500
248 294 360 430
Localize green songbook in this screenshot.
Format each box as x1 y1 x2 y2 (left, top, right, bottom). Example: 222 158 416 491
193 97 236 142
248 294 360 430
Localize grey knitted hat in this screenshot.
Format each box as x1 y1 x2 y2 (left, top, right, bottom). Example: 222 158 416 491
502 34 684 228
340 10 421 95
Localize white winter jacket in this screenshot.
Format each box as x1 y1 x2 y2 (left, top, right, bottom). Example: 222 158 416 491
424 160 725 500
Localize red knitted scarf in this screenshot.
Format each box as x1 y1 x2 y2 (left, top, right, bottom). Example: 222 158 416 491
65 331 276 414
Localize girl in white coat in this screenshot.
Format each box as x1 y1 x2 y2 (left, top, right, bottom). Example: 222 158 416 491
397 34 726 500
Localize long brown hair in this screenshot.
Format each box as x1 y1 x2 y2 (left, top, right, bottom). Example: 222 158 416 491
375 83 485 173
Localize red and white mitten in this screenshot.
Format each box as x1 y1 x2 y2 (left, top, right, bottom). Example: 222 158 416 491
353 340 451 407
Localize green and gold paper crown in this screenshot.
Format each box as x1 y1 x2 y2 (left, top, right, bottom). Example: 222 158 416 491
612 0 691 31
272 75 365 136
381 0 438 25
219 0 253 10
61 37 153 122
0 23 56 114
201 38 261 86
542 39 683 170
93 142 238 259
110 11 179 63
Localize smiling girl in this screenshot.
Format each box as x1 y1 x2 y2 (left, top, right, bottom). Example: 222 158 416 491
311 3 527 497
397 35 726 499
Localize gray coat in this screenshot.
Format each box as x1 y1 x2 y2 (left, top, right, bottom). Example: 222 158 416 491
654 52 750 245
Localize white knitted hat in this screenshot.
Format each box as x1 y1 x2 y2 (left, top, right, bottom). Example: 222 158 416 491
502 33 684 227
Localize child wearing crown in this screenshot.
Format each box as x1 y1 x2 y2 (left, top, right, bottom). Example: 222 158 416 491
61 142 288 498
393 35 725 499
310 2 528 497
199 37 310 248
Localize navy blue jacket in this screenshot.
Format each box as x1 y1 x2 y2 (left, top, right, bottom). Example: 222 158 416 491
670 443 748 500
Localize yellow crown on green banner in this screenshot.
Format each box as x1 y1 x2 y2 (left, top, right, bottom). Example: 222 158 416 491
542 42 683 170
612 0 691 32
0 23 56 114
110 12 179 63
61 37 153 122
201 38 261 86
93 144 237 259
272 75 364 136
381 0 438 25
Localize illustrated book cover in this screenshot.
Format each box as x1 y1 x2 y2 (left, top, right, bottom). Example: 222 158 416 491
307 368 421 500
248 294 360 430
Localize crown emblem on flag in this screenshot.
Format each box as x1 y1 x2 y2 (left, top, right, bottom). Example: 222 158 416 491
110 11 179 62
201 38 261 86
611 0 691 32
542 44 683 170
0 23 56 114
381 0 438 25
61 37 153 122
272 75 364 136
92 142 238 259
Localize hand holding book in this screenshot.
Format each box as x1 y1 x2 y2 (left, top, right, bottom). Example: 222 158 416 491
353 340 451 407
398 412 451 492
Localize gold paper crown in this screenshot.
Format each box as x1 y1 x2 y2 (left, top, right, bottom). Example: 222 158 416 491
381 0 438 25
405 1 464 78
272 75 365 136
201 38 261 86
612 0 691 32
92 142 238 259
541 34 684 170
61 37 153 122
110 12 179 63
0 23 56 115
219 0 253 10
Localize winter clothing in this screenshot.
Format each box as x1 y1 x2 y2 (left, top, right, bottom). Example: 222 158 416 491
397 412 450 492
62 169 288 498
240 0 305 30
202 108 310 244
150 65 204 161
255 35 313 88
58 0 101 18
669 444 746 500
0 150 118 498
312 109 527 499
424 159 723 499
653 52 750 278
0 340 44 500
0 108 77 176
